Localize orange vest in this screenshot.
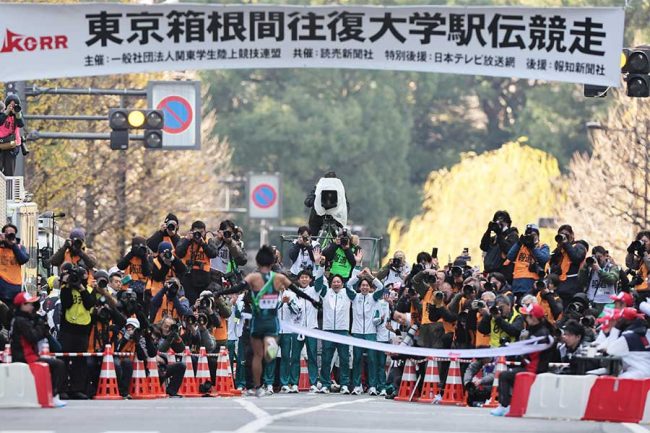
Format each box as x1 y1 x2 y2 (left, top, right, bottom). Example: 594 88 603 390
155 296 180 323
88 322 111 352
212 321 228 342
636 262 649 292
475 312 490 348
513 246 539 280
179 242 210 272
558 250 572 282
536 293 561 325
115 334 136 360
0 246 22 285
147 258 178 297
125 257 146 282
421 289 454 333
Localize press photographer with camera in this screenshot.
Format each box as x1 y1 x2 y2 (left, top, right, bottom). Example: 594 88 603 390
548 225 587 307
176 220 218 305
413 269 455 349
480 210 519 282
477 294 524 348
150 277 192 323
117 236 151 297
625 231 650 302
196 288 230 352
376 251 411 287
58 263 96 400
209 220 247 277
147 213 181 252
531 277 563 326
288 226 320 278
0 224 30 306
113 317 150 399
448 281 479 349
155 317 187 397
505 223 549 301
50 228 97 275
0 93 25 176
322 228 359 281
578 246 620 314
148 241 187 297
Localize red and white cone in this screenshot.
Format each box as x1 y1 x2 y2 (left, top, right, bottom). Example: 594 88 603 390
146 356 167 398
484 356 507 408
439 358 466 406
129 358 150 399
298 355 310 392
395 359 418 402
94 344 121 400
179 346 200 397
196 346 212 396
418 357 440 403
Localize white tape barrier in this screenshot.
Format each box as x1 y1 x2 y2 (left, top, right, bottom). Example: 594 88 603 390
282 324 553 359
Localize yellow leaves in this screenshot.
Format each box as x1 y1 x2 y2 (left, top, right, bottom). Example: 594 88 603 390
387 140 560 266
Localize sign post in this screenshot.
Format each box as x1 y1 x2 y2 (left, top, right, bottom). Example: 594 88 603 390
147 81 201 150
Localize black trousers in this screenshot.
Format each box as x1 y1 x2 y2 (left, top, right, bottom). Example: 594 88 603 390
0 150 16 176
497 368 525 407
38 357 66 396
161 361 186 396
114 358 134 397
59 331 90 394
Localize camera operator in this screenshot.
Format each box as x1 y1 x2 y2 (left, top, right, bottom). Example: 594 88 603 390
377 251 411 287
505 223 549 301
405 251 435 290
155 317 187 397
148 241 187 297
176 221 218 305
412 269 453 349
117 236 151 298
304 171 349 236
147 213 181 252
470 291 496 347
625 231 650 302
484 272 512 299
448 280 479 349
480 210 519 282
150 277 192 324
549 225 587 307
58 263 95 399
209 220 247 278
113 318 149 399
50 228 97 275
444 260 473 294
578 246 620 314
477 295 523 348
322 228 359 281
531 278 563 326
0 224 30 306
0 94 25 176
288 226 320 278
196 288 230 351
10 292 67 407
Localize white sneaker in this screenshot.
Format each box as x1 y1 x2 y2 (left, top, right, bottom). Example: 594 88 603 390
280 385 290 393
266 384 274 394
351 386 363 395
379 389 387 397
245 389 257 396
321 387 330 394
290 385 299 393
52 395 66 408
368 387 378 396
256 387 268 398
316 381 323 390
309 385 318 393
236 387 244 391
433 394 442 404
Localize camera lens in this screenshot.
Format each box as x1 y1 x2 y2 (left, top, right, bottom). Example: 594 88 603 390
193 231 202 240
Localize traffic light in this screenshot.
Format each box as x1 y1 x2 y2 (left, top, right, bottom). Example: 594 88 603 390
108 109 164 149
625 48 650 98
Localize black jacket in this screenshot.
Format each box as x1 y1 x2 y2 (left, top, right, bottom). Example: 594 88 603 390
10 309 48 363
150 256 187 283
480 226 518 281
147 230 181 252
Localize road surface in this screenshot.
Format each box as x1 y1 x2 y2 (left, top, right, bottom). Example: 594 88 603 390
1 394 648 433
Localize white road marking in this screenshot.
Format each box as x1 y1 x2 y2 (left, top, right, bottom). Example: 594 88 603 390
0 431 55 433
622 423 650 433
236 398 272 420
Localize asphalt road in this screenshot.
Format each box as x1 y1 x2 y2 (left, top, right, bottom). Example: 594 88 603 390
1 394 649 433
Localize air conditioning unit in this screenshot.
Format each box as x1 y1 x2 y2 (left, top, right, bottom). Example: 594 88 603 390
6 176 25 202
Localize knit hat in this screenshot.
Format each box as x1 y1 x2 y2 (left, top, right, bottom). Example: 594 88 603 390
126 317 140 329
94 270 109 281
70 227 86 240
164 213 179 224
158 241 173 253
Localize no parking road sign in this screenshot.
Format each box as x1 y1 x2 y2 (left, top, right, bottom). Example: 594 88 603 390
249 173 282 219
147 81 201 150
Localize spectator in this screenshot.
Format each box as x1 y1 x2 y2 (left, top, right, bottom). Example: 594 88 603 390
477 294 524 348
150 277 192 323
50 228 97 274
484 272 512 298
549 225 587 306
552 319 587 374
288 226 320 278
148 241 187 297
209 220 247 277
10 292 66 407
480 210 519 282
277 284 302 393
154 317 187 397
404 251 435 289
578 246 620 314
0 93 25 175
373 288 394 396
376 251 411 287
322 229 359 281
605 307 650 378
625 231 650 302
117 236 151 300
176 221 218 305
291 268 321 393
0 223 30 306
147 213 181 252
505 224 550 301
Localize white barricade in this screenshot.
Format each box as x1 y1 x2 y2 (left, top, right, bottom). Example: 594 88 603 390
0 363 40 408
524 373 597 420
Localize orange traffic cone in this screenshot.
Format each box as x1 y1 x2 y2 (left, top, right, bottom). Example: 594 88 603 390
3 343 11 363
95 344 121 400
213 346 240 397
439 358 466 406
130 358 150 399
418 357 440 403
395 359 418 402
179 346 200 397
298 356 310 391
484 356 506 408
146 356 167 398
196 346 213 396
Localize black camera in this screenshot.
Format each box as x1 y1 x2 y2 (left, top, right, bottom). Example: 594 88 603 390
161 250 173 261
4 232 15 242
391 258 401 270
223 230 232 239
555 233 568 244
197 313 209 326
423 273 437 285
528 262 545 277
581 315 596 328
585 256 596 267
67 266 84 287
223 270 243 287
71 238 83 251
433 291 445 301
185 315 197 326
490 305 502 316
535 280 546 291
483 281 494 291
520 234 535 248
321 190 338 210
121 290 139 315
193 231 203 241
165 280 180 298
199 295 213 310
628 269 644 287
97 278 108 289
628 240 646 257
169 323 180 335
471 299 486 310
97 305 112 322
166 221 177 231
489 221 501 233
133 244 147 256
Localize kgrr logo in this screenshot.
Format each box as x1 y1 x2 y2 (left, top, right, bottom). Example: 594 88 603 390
0 29 68 53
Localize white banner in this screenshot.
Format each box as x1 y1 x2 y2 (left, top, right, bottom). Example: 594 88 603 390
0 3 624 86
283 323 554 359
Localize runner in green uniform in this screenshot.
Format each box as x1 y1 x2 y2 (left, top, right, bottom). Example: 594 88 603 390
215 245 321 397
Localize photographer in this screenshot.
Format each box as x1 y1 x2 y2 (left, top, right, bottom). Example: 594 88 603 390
304 171 349 236
484 272 512 298
578 246 620 314
113 318 149 399
10 293 67 407
625 231 650 302
0 224 30 306
414 269 454 349
196 288 230 351
531 278 563 326
322 228 359 281
405 251 435 290
50 228 97 274
471 291 496 347
548 225 587 306
155 317 187 397
176 220 218 305
209 220 247 277
505 223 549 301
448 281 479 349
59 263 96 399
288 226 320 278
147 213 181 252
117 236 151 297
150 277 192 323
477 295 523 348
0 93 25 176
148 241 187 296
377 251 411 287
480 210 519 282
